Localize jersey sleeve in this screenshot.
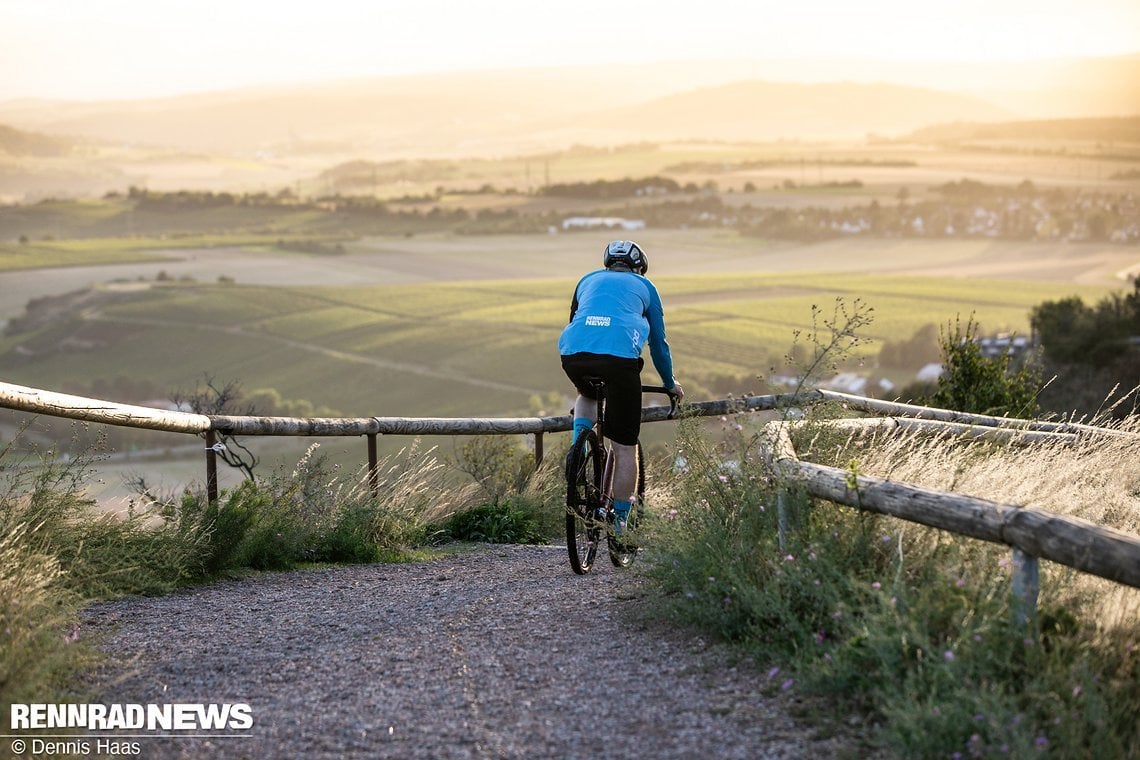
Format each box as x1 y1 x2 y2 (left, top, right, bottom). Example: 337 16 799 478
645 282 676 389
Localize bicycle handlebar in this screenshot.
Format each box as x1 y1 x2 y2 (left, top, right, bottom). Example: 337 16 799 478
642 385 680 420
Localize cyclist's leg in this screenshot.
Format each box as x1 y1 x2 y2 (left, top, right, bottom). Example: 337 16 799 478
600 361 643 533
572 395 597 443
561 353 604 444
609 441 639 529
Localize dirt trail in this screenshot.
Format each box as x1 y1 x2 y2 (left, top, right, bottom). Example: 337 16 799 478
82 544 865 759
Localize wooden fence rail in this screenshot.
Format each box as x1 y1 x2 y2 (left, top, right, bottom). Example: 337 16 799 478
3 380 1138 608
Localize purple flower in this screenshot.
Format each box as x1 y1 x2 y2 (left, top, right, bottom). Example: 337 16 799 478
871 581 881 590
780 679 795 691
767 666 781 679
1035 735 1049 749
943 650 956 662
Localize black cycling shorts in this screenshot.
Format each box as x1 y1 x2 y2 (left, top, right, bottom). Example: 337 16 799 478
561 352 644 446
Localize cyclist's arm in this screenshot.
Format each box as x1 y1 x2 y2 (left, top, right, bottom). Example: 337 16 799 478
645 285 677 391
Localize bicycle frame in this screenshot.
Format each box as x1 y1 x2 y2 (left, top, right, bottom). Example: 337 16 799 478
564 380 677 573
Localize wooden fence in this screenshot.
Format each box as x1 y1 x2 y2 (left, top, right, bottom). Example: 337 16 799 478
2 379 1139 614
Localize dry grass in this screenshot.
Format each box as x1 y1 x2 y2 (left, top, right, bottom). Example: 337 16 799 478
844 411 1140 623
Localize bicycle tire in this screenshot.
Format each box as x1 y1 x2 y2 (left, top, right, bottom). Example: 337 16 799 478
565 429 603 574
608 441 645 567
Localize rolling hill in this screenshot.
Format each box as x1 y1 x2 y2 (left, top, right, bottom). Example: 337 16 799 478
4 55 1136 160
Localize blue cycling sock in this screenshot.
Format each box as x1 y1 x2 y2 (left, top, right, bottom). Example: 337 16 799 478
572 417 593 444
612 499 632 521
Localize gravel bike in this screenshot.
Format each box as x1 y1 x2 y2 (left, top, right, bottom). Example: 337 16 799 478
564 381 678 575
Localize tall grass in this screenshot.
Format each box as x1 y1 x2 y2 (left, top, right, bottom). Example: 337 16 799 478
643 410 1140 757
0 430 493 709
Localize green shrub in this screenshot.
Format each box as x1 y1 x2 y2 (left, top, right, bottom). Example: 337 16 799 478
439 499 547 544
931 315 1041 417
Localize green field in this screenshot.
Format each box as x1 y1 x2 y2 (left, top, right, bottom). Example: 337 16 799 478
1 253 1114 418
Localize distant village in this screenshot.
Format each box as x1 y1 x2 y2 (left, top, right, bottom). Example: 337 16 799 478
556 180 1139 244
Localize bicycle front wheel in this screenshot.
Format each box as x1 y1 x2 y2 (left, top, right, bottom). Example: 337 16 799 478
565 429 603 575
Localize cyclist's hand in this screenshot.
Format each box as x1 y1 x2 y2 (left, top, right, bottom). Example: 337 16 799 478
669 382 685 402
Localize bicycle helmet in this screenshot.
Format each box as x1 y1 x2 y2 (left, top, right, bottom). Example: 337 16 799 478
603 240 649 275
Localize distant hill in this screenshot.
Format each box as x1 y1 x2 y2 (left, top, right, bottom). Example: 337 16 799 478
0 74 1017 156
0 123 76 156
907 116 1140 143
579 80 1015 142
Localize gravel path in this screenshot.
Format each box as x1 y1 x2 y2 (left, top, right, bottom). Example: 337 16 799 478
82 544 856 759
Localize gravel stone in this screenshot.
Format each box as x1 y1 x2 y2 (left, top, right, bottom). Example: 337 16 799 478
82 544 859 759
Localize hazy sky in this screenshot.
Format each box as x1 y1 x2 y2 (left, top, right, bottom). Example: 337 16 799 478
3 0 1139 101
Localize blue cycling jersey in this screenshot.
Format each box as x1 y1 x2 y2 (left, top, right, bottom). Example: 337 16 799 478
557 268 676 389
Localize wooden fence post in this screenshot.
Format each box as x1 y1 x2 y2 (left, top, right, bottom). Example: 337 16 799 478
367 433 379 498
777 487 789 552
205 430 218 505
534 432 544 467
1011 548 1040 628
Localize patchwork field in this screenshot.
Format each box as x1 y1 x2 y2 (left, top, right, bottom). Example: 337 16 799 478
1 228 1134 505
3 230 1128 412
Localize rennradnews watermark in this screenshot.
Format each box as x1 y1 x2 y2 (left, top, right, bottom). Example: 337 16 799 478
6 703 253 756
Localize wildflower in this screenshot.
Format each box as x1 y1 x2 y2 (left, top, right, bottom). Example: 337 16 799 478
816 629 826 644
784 554 795 562
974 713 985 723
707 577 716 583
780 679 794 691
881 534 892 544
1072 685 1082 698
956 578 967 588
1035 735 1048 749
871 581 881 590
718 475 729 483
943 650 955 662
767 666 780 679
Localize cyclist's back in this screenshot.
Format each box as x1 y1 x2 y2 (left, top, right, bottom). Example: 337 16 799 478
558 240 682 539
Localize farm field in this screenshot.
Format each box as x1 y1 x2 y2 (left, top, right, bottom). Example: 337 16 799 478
1 229 1133 505
2 231 1127 410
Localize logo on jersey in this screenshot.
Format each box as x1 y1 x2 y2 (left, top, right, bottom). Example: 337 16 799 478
585 315 612 327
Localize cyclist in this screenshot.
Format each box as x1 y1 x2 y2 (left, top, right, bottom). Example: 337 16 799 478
558 240 683 537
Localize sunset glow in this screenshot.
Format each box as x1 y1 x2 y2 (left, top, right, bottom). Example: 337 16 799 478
2 0 1138 101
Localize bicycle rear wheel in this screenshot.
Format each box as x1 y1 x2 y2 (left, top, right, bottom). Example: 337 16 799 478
565 429 603 574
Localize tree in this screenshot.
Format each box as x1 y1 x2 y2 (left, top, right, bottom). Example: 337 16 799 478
931 316 1040 417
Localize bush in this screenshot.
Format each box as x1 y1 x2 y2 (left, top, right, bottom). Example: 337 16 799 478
930 315 1041 417
439 499 546 544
